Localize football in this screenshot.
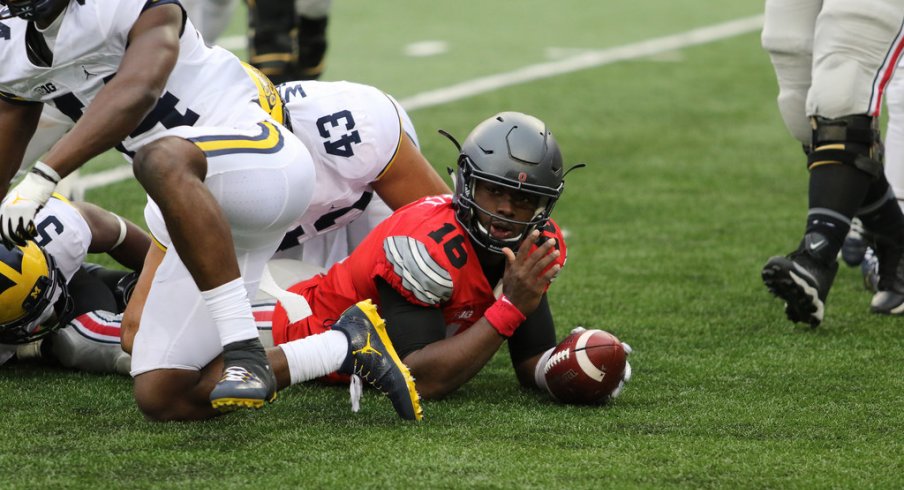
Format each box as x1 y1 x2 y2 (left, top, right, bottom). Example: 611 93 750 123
544 329 627 404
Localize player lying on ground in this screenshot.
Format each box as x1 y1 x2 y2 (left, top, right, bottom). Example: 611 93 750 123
0 0 319 414
125 112 631 421
0 195 149 374
263 112 611 401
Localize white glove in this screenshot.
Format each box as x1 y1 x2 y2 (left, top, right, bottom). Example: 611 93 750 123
569 325 587 335
610 342 633 399
0 161 59 245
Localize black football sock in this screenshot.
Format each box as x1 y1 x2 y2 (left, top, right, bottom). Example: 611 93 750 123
802 164 872 262
858 180 904 240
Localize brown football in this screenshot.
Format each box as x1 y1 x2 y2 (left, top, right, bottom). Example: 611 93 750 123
544 329 626 404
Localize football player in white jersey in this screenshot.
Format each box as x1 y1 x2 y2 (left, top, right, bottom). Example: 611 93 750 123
0 196 149 374
119 79 451 421
0 0 322 418
133 77 449 305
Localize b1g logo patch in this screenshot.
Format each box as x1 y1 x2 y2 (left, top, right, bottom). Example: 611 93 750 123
33 82 58 96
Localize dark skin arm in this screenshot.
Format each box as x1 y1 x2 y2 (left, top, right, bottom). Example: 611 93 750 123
70 201 151 272
120 244 164 354
401 230 561 399
0 100 42 197
40 5 183 178
370 132 451 210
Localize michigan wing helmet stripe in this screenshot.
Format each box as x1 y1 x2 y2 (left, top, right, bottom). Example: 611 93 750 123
241 62 286 126
383 236 453 305
0 241 70 344
189 121 284 157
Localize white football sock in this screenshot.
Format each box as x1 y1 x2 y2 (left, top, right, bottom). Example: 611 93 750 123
279 330 348 384
201 278 257 346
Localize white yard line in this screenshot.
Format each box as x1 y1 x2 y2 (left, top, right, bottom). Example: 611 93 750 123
398 15 763 110
84 14 763 191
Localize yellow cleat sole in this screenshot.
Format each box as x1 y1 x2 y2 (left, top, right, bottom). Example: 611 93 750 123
211 393 277 412
355 299 424 421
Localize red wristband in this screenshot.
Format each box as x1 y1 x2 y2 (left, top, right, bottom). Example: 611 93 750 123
484 295 526 337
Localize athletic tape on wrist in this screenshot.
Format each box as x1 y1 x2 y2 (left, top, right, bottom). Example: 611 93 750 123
484 295 526 337
32 161 61 184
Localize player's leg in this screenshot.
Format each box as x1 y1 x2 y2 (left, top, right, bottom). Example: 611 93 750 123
807 0 904 315
865 59 904 294
132 125 314 412
760 0 830 326
761 0 904 325
885 60 904 213
271 299 423 420
247 0 297 85
49 319 132 375
294 0 331 80
130 246 226 420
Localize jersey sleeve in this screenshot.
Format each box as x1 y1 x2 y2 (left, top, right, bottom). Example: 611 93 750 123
36 197 92 282
376 235 454 307
282 81 403 186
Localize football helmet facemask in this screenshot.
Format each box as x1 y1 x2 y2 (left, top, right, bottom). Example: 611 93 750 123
446 112 565 254
0 241 72 344
0 0 76 22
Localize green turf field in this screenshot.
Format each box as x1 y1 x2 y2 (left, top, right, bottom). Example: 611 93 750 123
6 1 904 488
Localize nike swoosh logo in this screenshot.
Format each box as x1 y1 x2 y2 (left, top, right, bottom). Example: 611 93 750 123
809 240 826 250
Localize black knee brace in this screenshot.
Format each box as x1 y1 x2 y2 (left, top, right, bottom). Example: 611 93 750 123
807 115 884 178
247 0 297 84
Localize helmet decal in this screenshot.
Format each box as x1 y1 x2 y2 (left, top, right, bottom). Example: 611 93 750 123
448 112 568 254
0 241 71 344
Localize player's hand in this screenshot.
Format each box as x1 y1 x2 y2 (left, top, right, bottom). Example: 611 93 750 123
500 229 561 316
610 342 633 399
0 162 59 246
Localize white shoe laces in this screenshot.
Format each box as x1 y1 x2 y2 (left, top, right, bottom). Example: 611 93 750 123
221 366 251 382
349 374 363 413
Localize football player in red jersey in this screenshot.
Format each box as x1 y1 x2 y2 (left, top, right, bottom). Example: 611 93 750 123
267 112 575 400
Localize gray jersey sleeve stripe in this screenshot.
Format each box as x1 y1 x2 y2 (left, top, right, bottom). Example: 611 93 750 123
384 237 441 304
409 238 454 288
384 236 453 304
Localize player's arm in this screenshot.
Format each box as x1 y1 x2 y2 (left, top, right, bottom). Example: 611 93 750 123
40 4 184 178
385 230 561 399
370 132 451 210
0 98 42 196
120 243 164 354
508 295 556 389
70 201 152 272
377 277 506 400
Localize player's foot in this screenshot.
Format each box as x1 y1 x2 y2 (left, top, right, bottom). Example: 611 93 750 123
840 218 870 266
870 234 904 315
332 299 423 421
860 247 879 293
209 338 277 411
762 246 837 327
